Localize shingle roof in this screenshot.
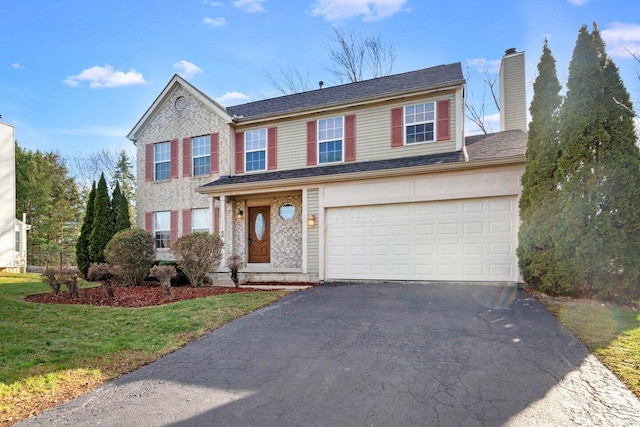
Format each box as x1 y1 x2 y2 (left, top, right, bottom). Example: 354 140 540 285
226 63 464 120
200 130 526 189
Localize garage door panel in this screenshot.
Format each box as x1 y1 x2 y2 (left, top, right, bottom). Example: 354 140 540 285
325 197 517 281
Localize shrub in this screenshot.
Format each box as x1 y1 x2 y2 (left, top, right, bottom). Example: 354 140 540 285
104 228 155 286
153 261 190 286
227 254 242 288
42 267 80 298
171 233 223 287
150 265 177 300
87 263 119 299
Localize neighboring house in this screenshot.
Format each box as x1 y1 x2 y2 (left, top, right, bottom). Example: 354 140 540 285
129 49 527 284
0 121 29 273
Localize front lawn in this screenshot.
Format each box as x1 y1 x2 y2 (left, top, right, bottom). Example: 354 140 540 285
537 293 640 398
0 273 287 426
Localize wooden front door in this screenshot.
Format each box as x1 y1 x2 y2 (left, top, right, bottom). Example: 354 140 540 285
248 206 270 263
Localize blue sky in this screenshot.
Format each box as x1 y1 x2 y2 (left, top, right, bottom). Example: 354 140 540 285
2 0 640 161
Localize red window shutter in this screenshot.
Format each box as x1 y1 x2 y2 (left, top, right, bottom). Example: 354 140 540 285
182 209 191 236
437 99 451 141
170 210 178 246
344 115 356 161
145 144 154 181
391 107 404 147
235 132 244 174
210 133 219 174
268 127 277 170
307 120 317 166
145 212 153 233
170 139 178 179
214 206 220 236
182 137 191 177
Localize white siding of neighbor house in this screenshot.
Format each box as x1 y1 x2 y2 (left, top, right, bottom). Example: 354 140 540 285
0 122 17 269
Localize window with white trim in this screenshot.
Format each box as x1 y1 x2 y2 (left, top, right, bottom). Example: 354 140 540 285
405 102 435 144
154 211 170 249
192 135 211 176
154 142 170 180
191 208 210 233
245 129 267 172
318 116 343 164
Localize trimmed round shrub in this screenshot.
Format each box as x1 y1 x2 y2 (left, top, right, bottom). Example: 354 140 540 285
105 228 155 286
171 232 223 287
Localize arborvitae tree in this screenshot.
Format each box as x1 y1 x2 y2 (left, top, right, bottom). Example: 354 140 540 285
112 180 131 232
113 150 136 224
517 40 563 291
76 181 96 277
555 24 640 301
89 173 114 263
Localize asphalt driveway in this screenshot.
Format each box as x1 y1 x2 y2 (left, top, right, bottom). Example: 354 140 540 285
17 282 640 426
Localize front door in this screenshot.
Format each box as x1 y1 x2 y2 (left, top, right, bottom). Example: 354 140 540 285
248 206 270 263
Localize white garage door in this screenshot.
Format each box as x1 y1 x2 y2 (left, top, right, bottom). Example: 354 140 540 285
325 197 518 281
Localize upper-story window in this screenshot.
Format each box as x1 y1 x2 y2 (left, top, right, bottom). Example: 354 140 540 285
191 208 210 233
405 102 435 144
245 128 267 172
154 142 171 180
192 135 210 176
154 211 170 249
318 117 343 164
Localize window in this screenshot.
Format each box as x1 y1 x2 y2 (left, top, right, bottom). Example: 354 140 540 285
192 135 210 176
154 211 170 249
154 142 171 180
318 117 343 164
405 102 435 144
15 230 20 252
279 203 295 220
191 208 210 233
245 129 267 172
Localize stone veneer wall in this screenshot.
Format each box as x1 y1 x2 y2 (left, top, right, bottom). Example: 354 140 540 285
135 85 232 260
230 195 302 269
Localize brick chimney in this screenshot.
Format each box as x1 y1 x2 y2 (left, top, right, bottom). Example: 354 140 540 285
499 48 526 132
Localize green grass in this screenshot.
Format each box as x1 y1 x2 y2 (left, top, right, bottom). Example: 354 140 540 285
540 295 640 397
0 272 287 423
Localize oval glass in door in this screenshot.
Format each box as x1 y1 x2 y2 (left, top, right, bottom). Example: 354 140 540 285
254 213 265 240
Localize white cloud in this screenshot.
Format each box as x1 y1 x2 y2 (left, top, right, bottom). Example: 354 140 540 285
173 60 203 79
310 0 407 22
63 65 146 88
11 63 23 69
216 91 250 105
567 0 589 5
601 22 640 58
465 58 501 74
203 16 227 27
234 0 265 13
204 0 224 6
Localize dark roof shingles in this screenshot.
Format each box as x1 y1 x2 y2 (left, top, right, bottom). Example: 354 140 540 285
226 63 464 119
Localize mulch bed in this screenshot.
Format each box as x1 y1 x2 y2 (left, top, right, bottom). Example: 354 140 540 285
25 282 316 308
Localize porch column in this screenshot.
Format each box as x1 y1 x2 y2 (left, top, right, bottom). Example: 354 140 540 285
217 195 227 269
302 188 308 274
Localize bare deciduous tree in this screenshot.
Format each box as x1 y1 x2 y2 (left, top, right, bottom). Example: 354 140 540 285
464 60 500 134
264 64 312 96
327 28 396 83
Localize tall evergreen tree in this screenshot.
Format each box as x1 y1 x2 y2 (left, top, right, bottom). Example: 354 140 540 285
555 24 640 300
89 173 114 264
76 181 96 277
113 150 136 223
517 40 563 291
112 180 131 232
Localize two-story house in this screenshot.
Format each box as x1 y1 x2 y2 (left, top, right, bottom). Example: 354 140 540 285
128 48 527 285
